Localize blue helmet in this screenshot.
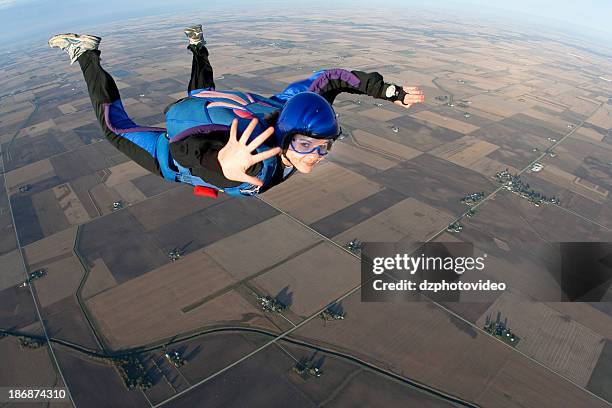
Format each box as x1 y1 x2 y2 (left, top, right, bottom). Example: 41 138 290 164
274 92 340 148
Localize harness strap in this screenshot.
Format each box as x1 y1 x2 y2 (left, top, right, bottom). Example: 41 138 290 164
156 133 276 197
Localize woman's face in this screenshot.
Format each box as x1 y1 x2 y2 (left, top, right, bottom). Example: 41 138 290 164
284 135 332 173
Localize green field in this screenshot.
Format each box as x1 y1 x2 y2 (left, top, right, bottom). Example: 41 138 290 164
397 50 416 57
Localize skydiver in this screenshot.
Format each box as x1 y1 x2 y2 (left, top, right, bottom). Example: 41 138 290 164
48 24 424 198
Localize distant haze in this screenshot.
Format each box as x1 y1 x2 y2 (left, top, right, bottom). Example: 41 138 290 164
0 0 611 48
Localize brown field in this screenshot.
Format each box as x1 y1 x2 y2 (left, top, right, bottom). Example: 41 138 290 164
347 113 452 152
574 177 609 198
204 214 321 280
172 333 270 390
498 84 534 99
324 369 455 408
42 296 99 350
86 249 274 348
460 194 610 295
333 197 454 244
112 181 147 204
95 288 274 348
330 139 399 170
53 183 91 225
469 157 519 177
447 72 512 91
351 129 423 161
547 303 612 340
5 158 55 192
528 79 577 97
574 127 606 143
104 160 151 188
469 93 528 118
17 118 56 137
58 102 77 115
358 107 406 122
521 94 567 113
293 289 608 407
412 110 480 134
144 351 190 394
465 106 506 122
0 100 33 116
54 347 149 408
279 337 457 407
252 241 360 318
538 164 607 204
293 291 511 401
81 258 118 299
127 185 219 231
476 291 605 387
586 103 612 129
88 182 123 216
0 107 34 136
392 70 436 87
162 325 458 407
23 226 77 266
0 337 66 390
32 255 83 308
31 189 70 237
261 161 383 224
0 249 24 291
520 108 571 131
556 91 601 117
54 111 94 132
429 135 499 168
160 337 318 408
477 352 609 407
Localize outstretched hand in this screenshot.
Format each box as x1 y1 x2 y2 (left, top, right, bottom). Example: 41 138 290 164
394 86 425 109
217 118 282 187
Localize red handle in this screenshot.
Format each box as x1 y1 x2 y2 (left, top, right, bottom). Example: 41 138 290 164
193 186 219 198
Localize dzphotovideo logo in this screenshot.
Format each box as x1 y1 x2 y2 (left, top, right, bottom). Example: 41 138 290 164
372 253 487 275
361 242 507 302
370 253 506 294
362 242 612 302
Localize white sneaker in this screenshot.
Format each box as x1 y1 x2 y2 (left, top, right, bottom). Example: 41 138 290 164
184 24 206 47
48 33 101 65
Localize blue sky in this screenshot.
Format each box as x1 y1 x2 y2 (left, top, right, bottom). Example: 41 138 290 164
0 0 611 48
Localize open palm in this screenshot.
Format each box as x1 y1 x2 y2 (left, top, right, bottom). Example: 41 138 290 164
217 118 282 186
394 86 425 109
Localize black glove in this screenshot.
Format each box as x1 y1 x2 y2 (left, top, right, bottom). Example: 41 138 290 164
383 84 409 105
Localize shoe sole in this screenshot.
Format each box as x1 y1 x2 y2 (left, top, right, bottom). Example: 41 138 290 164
48 33 101 48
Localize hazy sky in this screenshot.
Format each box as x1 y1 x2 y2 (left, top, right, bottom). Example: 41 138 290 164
0 0 611 47
446 0 612 37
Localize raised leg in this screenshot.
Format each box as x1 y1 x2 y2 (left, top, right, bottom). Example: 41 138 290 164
184 24 215 93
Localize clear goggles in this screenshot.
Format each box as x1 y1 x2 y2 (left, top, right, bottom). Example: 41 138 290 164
289 134 337 156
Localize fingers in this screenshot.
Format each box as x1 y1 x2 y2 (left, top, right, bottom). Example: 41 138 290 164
229 119 238 143
403 86 424 95
251 147 282 163
403 87 424 100
406 94 425 103
238 118 259 145
246 126 275 151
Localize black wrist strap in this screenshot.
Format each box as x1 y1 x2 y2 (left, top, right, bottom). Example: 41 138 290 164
396 88 409 105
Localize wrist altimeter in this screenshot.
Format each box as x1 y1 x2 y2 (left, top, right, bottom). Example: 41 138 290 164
384 84 409 105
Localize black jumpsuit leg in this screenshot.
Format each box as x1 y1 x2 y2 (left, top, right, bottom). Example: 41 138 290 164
77 50 162 175
187 44 215 93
